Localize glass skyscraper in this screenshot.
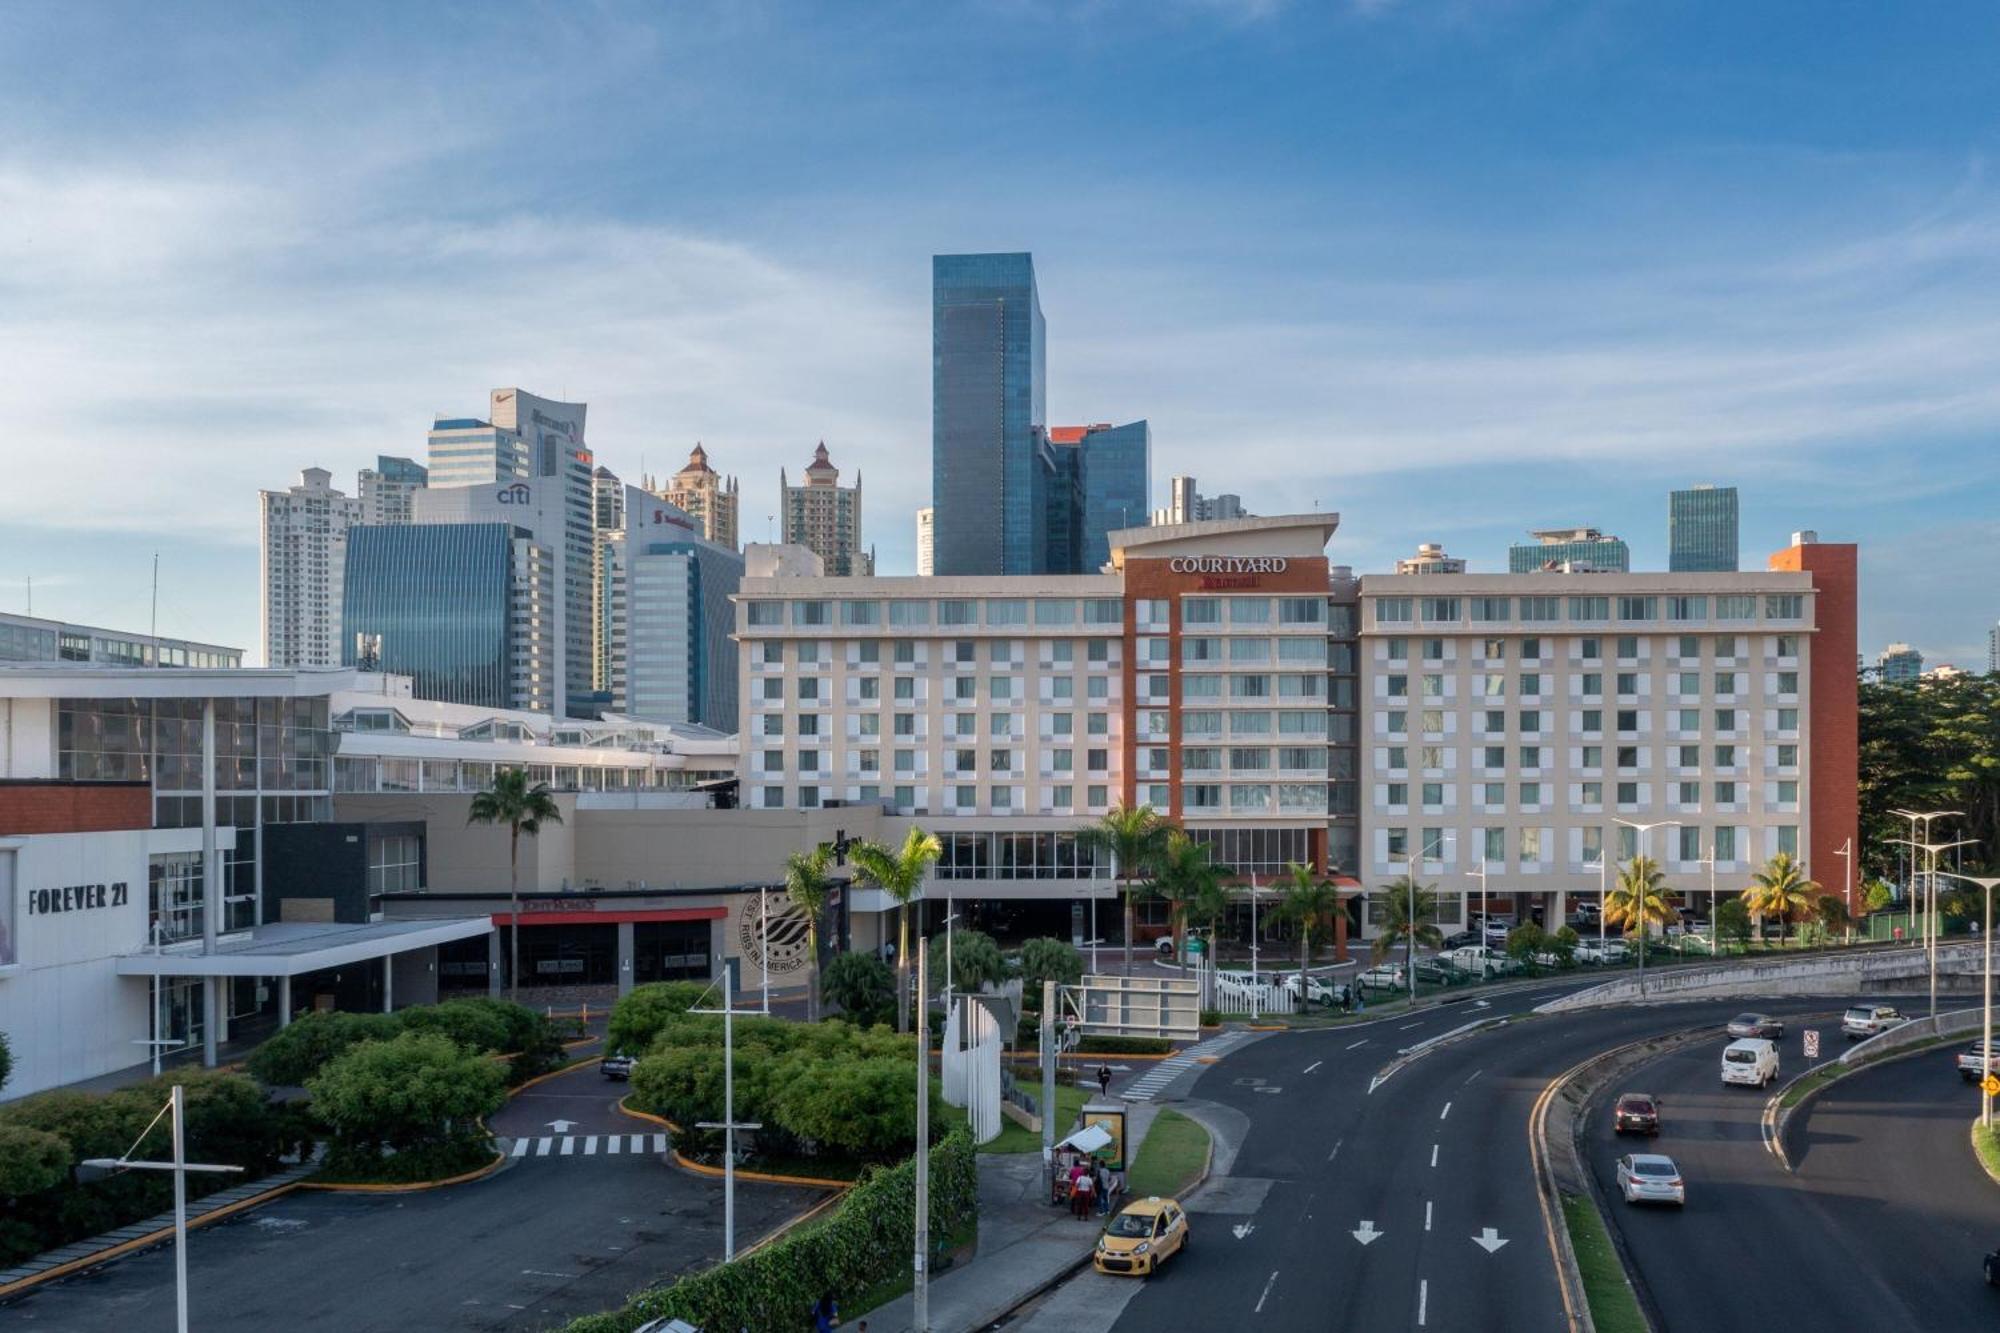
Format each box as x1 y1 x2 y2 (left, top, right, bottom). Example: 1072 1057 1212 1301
342 523 553 710
1507 528 1631 573
1668 484 1740 572
1078 421 1151 572
932 253 1046 576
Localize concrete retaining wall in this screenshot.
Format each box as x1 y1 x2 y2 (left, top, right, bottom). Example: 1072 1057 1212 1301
1539 943 1987 1012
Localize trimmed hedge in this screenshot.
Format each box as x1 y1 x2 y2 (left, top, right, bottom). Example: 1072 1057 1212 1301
247 998 565 1088
562 1131 978 1333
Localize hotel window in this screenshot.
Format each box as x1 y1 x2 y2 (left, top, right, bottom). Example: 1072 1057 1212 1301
793 601 831 626
841 600 881 626
987 599 1027 626
1615 672 1638 695
1616 709 1638 732
1667 597 1706 622
894 713 916 737
1616 781 1638 804
889 600 930 626
860 750 881 774
1051 784 1074 808
1421 674 1444 698
1087 784 1110 807
747 600 784 626
1181 637 1222 664
1421 782 1445 805
953 748 977 775
1776 743 1798 767
1086 749 1109 772
1582 709 1603 733
991 714 1012 738
1481 675 1505 698
1279 597 1325 624
1776 708 1799 730
1674 635 1700 659
1775 634 1800 657
1776 671 1799 694
1677 826 1703 861
1471 597 1512 622
1580 781 1603 805
858 641 881 665
1715 744 1737 767
761 678 784 701
894 642 918 666
1580 826 1605 864
762 715 784 738
761 785 785 808
1483 709 1506 733
1050 677 1074 701
1714 670 1737 694
1230 784 1272 812
894 750 915 772
1716 595 1755 621
797 751 820 773
1482 827 1506 862
1083 599 1123 625
1713 826 1737 860
1581 673 1603 697
952 677 976 702
1615 744 1638 767
1616 597 1656 622
893 677 916 702
1519 827 1543 860
1184 710 1222 737
1616 635 1640 660
760 641 785 665
990 749 1014 773
1715 707 1737 731
989 639 1016 665
1521 596 1561 622
1237 711 1278 735
955 785 977 808
1231 638 1272 664
938 599 977 626
1281 746 1324 770
988 677 1014 701
1376 597 1413 624
1676 672 1700 695
1581 745 1603 768
1676 744 1699 767
1034 599 1075 626
1087 712 1110 735
1519 709 1542 732
1483 638 1508 661
1419 828 1448 859
1279 637 1326 664
1677 781 1700 805
1087 676 1109 701
1230 597 1271 624
797 640 821 665
1185 747 1222 772
1386 710 1408 735
1421 638 1446 661
1777 826 1800 856
1421 598 1460 623
1187 784 1222 810
1579 637 1602 660
1520 745 1543 768
1520 781 1543 805
1714 634 1739 658
1571 597 1609 622
1675 708 1699 731
1715 780 1737 804
948 640 974 665
1776 780 1799 804
1087 639 1111 663
1481 782 1505 806
1387 745 1409 770
1520 673 1542 697
1183 674 1222 700
1521 638 1543 662
1482 745 1505 769
1232 747 1272 771
1183 597 1221 625
1386 827 1409 858
1765 595 1804 621
857 713 881 736
1420 709 1445 733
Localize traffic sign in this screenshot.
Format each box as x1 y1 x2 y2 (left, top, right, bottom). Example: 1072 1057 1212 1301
1803 1031 1820 1060
1982 1075 1999 1097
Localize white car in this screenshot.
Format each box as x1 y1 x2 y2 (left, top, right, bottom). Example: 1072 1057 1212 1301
1575 940 1630 965
1960 1041 1998 1082
1721 1037 1779 1087
1213 971 1283 1007
1615 1153 1686 1206
1843 1004 1905 1040
1356 963 1406 991
1281 973 1342 1006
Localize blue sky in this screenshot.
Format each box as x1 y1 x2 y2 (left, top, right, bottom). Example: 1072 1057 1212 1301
2 0 1996 665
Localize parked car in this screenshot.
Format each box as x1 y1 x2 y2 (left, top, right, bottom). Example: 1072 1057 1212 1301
1959 1042 1997 1082
1357 963 1406 992
1721 1037 1780 1087
1480 918 1516 947
1414 957 1469 986
1281 972 1343 1007
1575 940 1630 965
1447 945 1522 979
1213 971 1283 1007
600 1052 636 1081
1843 1004 1906 1040
1612 1092 1661 1136
1094 1196 1190 1276
1442 930 1481 951
1727 1013 1786 1040
1615 1153 1686 1206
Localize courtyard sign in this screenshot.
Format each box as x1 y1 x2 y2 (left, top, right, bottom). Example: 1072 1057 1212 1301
1167 556 1288 575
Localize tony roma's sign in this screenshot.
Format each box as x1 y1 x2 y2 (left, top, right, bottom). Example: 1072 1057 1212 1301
26 881 131 915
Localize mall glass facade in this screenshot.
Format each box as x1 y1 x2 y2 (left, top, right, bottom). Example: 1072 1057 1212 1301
932 252 1047 576
1668 485 1740 572
342 523 520 708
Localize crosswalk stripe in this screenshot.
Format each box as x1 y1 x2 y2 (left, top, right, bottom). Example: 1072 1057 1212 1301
560 1136 577 1156
511 1137 531 1158
607 1135 622 1154
653 1134 668 1153
630 1134 646 1153
535 1137 554 1156
583 1136 598 1155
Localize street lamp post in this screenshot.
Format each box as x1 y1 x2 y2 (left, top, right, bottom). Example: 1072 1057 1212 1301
1892 809 1963 944
1248 874 1262 1021
1891 834 1979 1020
1465 858 1487 947
691 985 766 1262
1597 841 1609 953
1831 838 1853 945
1614 819 1680 997
913 938 932 1332
79 1084 244 1333
759 886 771 1016
1936 876 2000 1128
1408 833 1453 999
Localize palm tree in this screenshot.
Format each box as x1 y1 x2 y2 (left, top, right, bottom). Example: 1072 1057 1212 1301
1372 875 1442 966
1607 855 1675 963
783 845 835 1022
1150 832 1232 967
466 767 563 1004
1741 852 1820 944
1278 860 1346 983
1076 804 1173 974
849 827 943 1033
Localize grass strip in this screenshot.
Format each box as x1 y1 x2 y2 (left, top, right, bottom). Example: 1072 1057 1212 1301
981 1083 1090 1155
1126 1109 1210 1200
1560 1191 1648 1333
1973 1119 2000 1185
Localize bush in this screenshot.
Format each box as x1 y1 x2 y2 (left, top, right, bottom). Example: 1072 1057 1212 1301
0 1030 12 1094
307 1031 505 1176
1717 898 1753 948
0 1122 70 1197
398 998 515 1054
1075 1035 1173 1056
606 981 715 1058
560 1131 977 1333
1018 937 1084 1003
247 1011 403 1086
1506 923 1548 965
821 951 896 1028
0 1071 295 1267
1550 925 1580 965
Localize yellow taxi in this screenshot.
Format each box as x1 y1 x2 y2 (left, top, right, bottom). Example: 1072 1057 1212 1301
1092 1196 1189 1276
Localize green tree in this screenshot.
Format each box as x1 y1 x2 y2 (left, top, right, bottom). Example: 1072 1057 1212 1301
306 1031 505 1169
1716 898 1753 952
248 1010 402 1087
1742 852 1820 943
606 981 714 1057
1075 804 1174 976
466 766 564 1003
1150 832 1232 966
820 950 897 1028
783 845 837 1022
1371 875 1441 965
849 827 943 1033
1858 673 2000 879
1863 879 1896 914
928 928 1007 994
1550 924 1581 966
1607 856 1676 963
1017 937 1084 1004
1277 860 1345 983
1506 921 1549 968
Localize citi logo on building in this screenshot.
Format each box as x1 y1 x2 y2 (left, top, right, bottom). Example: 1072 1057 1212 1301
498 483 532 505
1168 556 1288 574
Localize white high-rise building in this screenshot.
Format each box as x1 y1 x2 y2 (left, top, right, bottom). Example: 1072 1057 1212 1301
916 507 935 576
357 455 428 525
260 467 359 668
1151 474 1247 526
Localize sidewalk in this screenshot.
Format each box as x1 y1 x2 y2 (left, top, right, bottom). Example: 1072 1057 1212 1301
857 1102 1161 1333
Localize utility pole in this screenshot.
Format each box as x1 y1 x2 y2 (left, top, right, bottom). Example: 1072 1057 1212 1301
1945 875 2000 1129
691 988 764 1261
913 938 931 1332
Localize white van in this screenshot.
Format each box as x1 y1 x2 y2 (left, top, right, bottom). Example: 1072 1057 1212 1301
1721 1037 1779 1088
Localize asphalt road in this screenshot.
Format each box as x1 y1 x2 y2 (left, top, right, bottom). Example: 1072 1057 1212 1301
1589 1018 2000 1331
5 1062 827 1333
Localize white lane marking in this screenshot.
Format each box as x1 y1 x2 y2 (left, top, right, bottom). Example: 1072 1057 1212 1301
521 1268 579 1278
1418 1278 1429 1326
1425 1199 1433 1232
1430 1143 1439 1168
1461 1068 1484 1086
560 1136 577 1156
1303 1060 1323 1074
607 1135 622 1154
583 1136 598 1155
535 1137 554 1157
1440 1102 1452 1121
1401 1022 1424 1031
1255 1270 1279 1313
1327 1137 1344 1163
1347 1039 1369 1050
511 1137 531 1158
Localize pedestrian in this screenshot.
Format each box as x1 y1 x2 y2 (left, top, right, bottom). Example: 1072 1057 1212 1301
1108 1163 1125 1214
1070 1163 1095 1219
811 1292 839 1331
1096 1063 1112 1099
1096 1158 1113 1215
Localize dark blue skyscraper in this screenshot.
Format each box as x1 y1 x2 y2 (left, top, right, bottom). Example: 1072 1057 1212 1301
1079 421 1151 571
932 253 1046 575
1668 484 1739 572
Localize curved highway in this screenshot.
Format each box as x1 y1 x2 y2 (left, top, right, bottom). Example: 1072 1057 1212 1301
1583 1009 2000 1331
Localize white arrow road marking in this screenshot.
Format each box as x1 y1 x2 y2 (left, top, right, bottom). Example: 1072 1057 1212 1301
1255 1270 1279 1313
547 1119 577 1133
1234 1221 1257 1240
1472 1227 1510 1254
1473 999 1491 1009
1352 1220 1385 1245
